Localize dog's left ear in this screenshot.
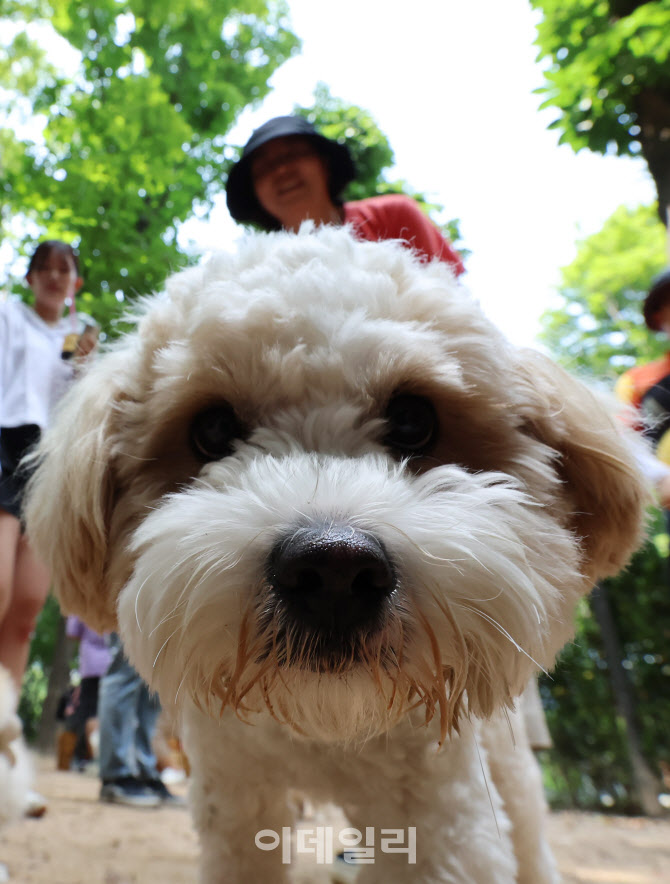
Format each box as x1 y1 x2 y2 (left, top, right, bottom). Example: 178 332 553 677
23 348 133 633
513 349 648 581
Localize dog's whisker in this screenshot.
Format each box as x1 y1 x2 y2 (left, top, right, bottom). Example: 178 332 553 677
456 604 549 676
171 567 221 614
176 525 278 606
148 598 188 638
201 524 276 572
141 556 208 619
173 670 189 706
468 718 502 840
374 523 474 584
152 625 182 670
502 705 516 748
133 575 153 633
459 589 505 603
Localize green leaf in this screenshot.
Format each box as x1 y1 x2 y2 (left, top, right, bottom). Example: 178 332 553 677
0 0 299 333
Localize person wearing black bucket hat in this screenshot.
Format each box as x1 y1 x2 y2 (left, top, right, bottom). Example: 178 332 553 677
225 115 465 274
642 268 670 333
226 116 355 231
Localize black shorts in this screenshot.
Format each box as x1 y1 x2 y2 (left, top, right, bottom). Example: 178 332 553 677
65 676 101 730
0 425 41 520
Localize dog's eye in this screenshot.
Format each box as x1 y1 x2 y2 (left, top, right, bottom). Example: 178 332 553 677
383 394 438 455
190 405 243 461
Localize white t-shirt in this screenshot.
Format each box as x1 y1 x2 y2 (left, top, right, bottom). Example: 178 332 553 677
0 299 89 431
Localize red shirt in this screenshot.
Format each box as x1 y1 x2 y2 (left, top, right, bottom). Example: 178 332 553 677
344 194 465 276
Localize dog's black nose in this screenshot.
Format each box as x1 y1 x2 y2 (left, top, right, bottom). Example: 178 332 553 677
268 525 396 633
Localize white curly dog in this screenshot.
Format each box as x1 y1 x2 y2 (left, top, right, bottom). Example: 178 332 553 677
25 227 647 883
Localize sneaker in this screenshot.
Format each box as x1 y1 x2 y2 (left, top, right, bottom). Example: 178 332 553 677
71 757 89 773
24 789 48 818
144 778 186 807
100 778 161 808
160 766 186 786
332 853 360 884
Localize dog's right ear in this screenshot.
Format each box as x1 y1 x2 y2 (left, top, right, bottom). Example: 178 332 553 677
512 349 649 583
24 348 134 632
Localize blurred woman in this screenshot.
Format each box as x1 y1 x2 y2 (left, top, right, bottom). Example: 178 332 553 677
0 240 95 692
226 115 465 274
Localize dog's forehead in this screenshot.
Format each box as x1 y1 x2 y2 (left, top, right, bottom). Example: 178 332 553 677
145 229 501 400
170 229 467 332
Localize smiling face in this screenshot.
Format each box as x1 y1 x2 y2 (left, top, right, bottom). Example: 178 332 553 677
250 135 340 231
25 228 647 744
26 244 82 324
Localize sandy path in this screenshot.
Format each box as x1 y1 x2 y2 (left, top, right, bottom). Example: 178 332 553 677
2 756 670 883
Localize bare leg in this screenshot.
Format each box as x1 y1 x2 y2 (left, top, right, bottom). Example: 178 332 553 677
0 526 51 691
0 510 21 624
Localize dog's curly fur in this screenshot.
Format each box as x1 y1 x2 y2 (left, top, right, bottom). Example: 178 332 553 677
0 665 32 863
25 227 647 883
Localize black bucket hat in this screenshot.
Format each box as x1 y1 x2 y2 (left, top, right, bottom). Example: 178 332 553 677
225 115 356 231
643 268 670 330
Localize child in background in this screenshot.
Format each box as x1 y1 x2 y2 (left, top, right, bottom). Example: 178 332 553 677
64 616 111 770
0 240 96 815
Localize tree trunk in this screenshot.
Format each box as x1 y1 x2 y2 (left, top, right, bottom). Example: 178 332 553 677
634 88 670 233
34 614 71 754
590 583 663 816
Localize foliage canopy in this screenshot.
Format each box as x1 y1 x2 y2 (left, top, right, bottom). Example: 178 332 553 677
0 0 300 330
539 203 667 377
530 0 670 222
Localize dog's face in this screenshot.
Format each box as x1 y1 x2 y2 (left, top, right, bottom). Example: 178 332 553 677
26 228 646 743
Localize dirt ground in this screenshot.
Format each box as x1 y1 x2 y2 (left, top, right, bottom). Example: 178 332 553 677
2 754 670 884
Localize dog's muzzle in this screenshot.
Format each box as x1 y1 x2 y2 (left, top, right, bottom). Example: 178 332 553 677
265 524 397 666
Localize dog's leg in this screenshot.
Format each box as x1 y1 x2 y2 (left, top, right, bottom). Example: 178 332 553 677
185 708 298 884
192 783 296 884
0 667 32 831
333 724 518 884
483 709 560 884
